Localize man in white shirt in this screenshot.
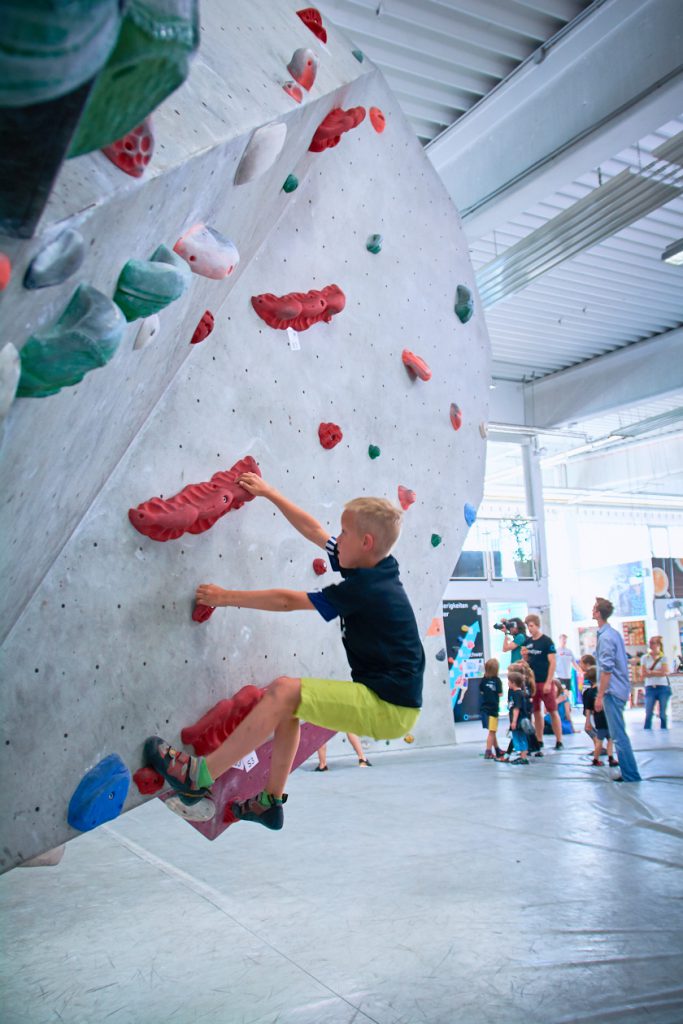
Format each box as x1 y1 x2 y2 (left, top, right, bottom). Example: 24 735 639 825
556 634 578 691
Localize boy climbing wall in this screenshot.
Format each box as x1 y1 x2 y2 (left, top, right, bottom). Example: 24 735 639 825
144 473 425 829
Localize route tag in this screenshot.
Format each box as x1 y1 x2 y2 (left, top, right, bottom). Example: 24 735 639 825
233 751 259 772
287 327 300 350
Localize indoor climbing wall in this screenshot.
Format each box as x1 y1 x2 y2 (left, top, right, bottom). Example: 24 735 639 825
0 0 490 870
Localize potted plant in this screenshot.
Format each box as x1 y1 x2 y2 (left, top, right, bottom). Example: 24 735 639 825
503 515 534 579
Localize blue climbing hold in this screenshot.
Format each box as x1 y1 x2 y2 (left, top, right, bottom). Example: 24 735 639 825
68 753 130 832
436 648 446 662
464 502 477 527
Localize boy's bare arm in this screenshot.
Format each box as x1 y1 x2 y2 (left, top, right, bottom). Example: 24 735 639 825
239 473 329 549
196 583 315 612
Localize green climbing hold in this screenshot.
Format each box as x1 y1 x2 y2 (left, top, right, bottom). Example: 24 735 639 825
68 1 200 157
431 533 442 548
455 284 474 324
282 174 299 193
114 244 190 322
352 49 364 62
368 444 381 459
366 233 382 254
17 285 126 398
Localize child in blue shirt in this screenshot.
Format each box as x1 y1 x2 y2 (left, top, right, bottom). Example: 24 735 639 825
144 474 425 829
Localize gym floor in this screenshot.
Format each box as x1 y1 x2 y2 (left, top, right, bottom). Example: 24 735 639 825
2 709 682 1024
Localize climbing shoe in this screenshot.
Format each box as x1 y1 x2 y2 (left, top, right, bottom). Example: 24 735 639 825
143 736 211 805
231 790 287 830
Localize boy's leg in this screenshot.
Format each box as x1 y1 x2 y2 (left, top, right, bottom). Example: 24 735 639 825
204 676 302 781
145 676 302 800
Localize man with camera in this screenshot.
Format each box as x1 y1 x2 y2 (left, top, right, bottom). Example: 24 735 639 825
497 617 527 664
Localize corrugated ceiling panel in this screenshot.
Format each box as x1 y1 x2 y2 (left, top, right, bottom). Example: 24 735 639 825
319 0 591 142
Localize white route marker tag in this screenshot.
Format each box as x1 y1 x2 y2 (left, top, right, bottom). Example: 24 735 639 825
287 327 300 350
233 750 259 772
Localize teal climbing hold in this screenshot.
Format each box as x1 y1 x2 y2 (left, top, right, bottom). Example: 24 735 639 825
455 284 474 324
368 444 381 459
114 244 190 321
431 533 442 547
464 503 477 527
282 174 299 193
366 233 382 254
352 49 364 62
68 1 200 157
68 754 130 832
18 285 126 397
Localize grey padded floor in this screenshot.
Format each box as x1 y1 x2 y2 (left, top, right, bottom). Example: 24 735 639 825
2 711 682 1024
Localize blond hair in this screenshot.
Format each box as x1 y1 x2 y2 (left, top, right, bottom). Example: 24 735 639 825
344 497 402 558
525 613 540 628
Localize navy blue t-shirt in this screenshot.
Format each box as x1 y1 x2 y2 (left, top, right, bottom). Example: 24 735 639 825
307 538 424 708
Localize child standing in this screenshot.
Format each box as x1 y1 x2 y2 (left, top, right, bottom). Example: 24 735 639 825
506 667 531 765
143 475 424 829
581 666 618 767
479 658 504 760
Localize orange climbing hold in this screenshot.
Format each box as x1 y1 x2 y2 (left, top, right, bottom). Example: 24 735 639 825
402 349 431 381
133 766 164 795
191 310 214 345
102 119 154 178
313 558 327 575
287 48 318 91
0 253 10 291
369 107 386 133
450 402 463 430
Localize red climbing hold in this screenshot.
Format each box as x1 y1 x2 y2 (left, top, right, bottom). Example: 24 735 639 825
287 48 318 91
450 402 463 430
402 349 432 381
181 686 266 757
251 284 345 331
369 107 386 133
283 81 303 103
398 486 416 511
102 119 154 178
192 603 215 623
309 107 366 152
0 253 11 291
191 310 215 345
297 7 327 43
318 422 343 450
133 766 164 795
313 558 327 575
128 455 261 542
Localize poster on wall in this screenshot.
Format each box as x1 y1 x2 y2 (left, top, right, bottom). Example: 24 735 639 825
570 561 647 621
652 557 683 599
442 600 484 722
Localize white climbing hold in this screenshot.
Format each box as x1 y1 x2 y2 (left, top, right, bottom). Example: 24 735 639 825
234 122 287 185
0 343 20 420
134 314 161 350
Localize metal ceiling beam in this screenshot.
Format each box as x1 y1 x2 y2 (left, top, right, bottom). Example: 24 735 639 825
523 327 683 427
427 0 683 240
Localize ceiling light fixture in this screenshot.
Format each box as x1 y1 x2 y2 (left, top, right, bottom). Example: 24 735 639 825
662 238 683 266
476 133 683 307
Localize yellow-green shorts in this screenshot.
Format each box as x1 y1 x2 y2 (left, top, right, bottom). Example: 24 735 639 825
296 677 420 740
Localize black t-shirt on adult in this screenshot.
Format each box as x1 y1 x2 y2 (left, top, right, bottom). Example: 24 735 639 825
307 538 425 708
523 634 556 684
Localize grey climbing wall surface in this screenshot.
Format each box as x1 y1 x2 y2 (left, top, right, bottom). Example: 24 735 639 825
0 0 490 871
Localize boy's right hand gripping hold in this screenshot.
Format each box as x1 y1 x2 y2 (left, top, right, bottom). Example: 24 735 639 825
238 472 276 499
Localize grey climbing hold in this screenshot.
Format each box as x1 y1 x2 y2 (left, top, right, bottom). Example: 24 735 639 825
134 314 161 350
234 122 287 185
24 227 85 289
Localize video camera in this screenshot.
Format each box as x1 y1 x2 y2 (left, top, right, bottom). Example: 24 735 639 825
493 618 511 632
